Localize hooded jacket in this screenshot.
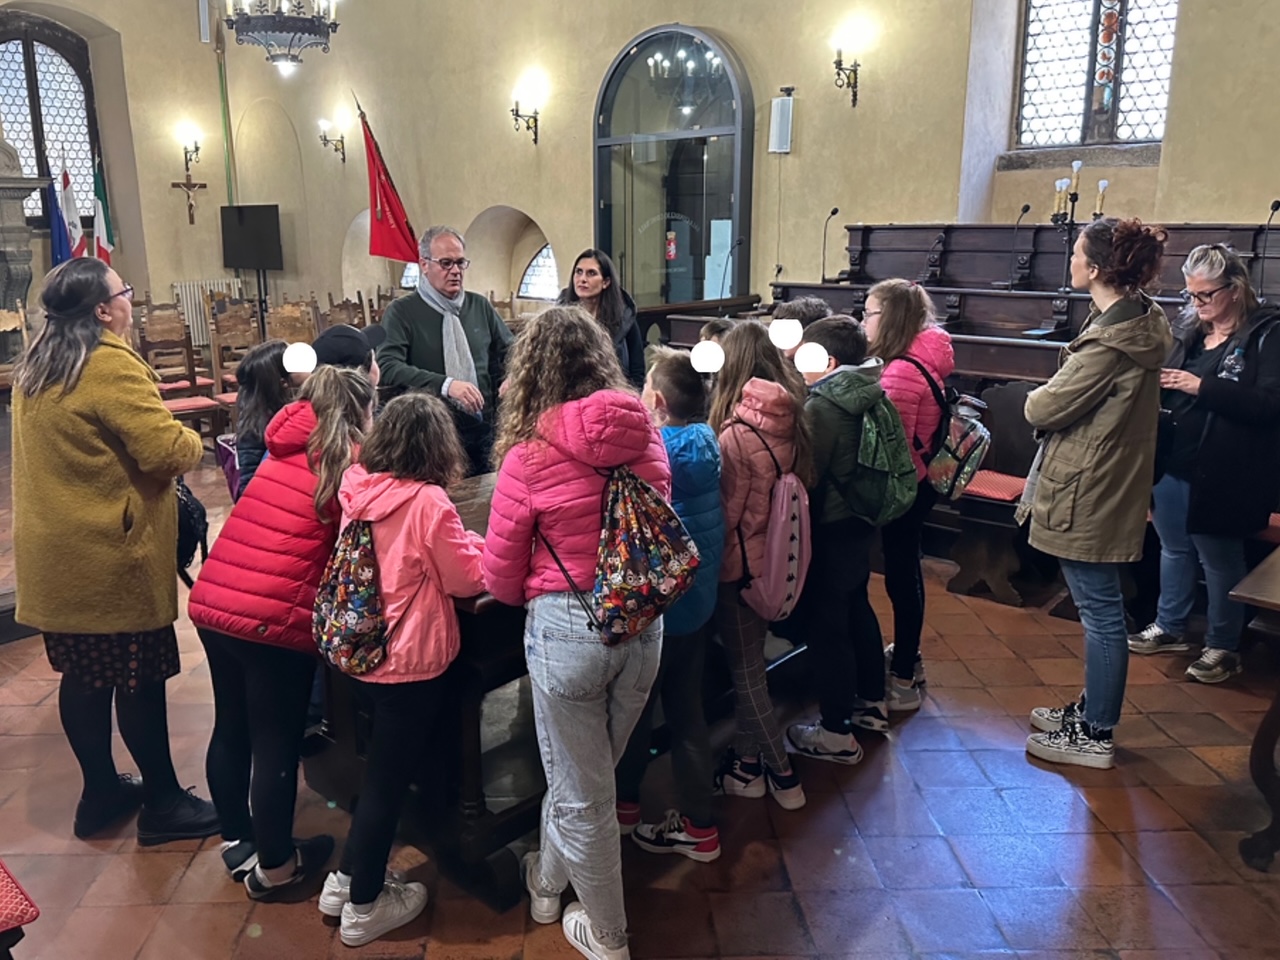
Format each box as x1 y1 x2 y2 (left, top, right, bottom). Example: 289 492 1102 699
557 287 646 388
806 358 891 524
338 465 486 682
718 378 802 583
1018 295 1173 563
189 400 340 654
483 390 671 606
880 326 956 480
1165 304 1280 536
659 422 725 636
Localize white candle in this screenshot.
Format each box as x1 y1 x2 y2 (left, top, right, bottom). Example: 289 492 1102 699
1070 159 1083 194
1095 179 1110 216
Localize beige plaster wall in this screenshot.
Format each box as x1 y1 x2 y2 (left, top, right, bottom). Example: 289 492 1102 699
991 166 1161 225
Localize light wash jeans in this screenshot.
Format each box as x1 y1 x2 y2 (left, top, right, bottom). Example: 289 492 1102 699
525 593 661 949
1151 474 1247 651
1059 560 1129 731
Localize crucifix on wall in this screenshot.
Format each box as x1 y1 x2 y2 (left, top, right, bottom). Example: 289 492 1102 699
171 172 207 225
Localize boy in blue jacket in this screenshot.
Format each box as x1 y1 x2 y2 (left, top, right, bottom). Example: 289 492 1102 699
615 348 725 862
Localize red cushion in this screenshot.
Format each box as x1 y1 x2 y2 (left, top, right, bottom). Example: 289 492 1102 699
156 379 191 393
195 376 216 389
0 860 39 932
214 392 238 407
963 470 1026 502
222 373 239 387
163 396 220 415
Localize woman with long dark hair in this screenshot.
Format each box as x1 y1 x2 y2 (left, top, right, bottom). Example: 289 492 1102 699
1021 217 1173 770
232 338 291 499
558 249 646 387
12 258 219 843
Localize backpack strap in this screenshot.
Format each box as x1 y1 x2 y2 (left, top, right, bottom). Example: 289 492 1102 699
895 356 948 455
536 528 600 633
727 418 787 589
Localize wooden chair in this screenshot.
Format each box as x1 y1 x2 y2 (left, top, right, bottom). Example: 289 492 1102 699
265 296 320 343
136 296 224 449
320 291 366 331
369 286 400 325
206 291 262 429
488 290 515 321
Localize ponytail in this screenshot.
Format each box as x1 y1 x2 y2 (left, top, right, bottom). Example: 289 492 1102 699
298 366 375 521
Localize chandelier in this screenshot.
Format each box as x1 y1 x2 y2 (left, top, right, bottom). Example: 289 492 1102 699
225 1 340 77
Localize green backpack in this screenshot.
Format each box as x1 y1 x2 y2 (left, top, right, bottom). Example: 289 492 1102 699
833 397 918 527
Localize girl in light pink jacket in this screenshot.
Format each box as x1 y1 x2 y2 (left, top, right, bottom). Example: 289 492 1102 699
321 393 484 948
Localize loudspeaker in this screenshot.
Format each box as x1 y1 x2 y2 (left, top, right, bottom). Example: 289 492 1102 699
768 96 794 154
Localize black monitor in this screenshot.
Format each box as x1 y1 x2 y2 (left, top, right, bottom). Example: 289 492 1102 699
221 204 283 271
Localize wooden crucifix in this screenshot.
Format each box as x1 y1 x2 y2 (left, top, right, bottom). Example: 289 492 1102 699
171 172 208 225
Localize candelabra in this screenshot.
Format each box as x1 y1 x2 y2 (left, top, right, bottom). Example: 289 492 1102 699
1051 188 1079 294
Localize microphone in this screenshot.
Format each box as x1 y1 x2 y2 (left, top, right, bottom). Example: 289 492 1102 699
821 207 840 283
997 203 1032 290
918 231 945 283
1259 199 1280 303
717 237 743 304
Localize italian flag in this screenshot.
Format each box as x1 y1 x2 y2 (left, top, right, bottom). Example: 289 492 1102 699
93 155 113 266
60 165 86 258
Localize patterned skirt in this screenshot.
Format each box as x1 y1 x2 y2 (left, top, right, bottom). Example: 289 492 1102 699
43 626 181 691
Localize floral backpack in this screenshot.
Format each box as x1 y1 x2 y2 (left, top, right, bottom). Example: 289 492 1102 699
313 519 423 675
540 465 700 644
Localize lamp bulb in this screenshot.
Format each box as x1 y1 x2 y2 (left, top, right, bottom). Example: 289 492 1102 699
768 316 803 351
690 340 725 374
794 341 830 375
318 118 331 133
276 60 297 77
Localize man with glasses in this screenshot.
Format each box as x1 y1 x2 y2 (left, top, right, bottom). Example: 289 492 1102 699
378 225 514 475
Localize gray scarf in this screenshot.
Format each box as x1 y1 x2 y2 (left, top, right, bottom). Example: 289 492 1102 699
417 275 479 389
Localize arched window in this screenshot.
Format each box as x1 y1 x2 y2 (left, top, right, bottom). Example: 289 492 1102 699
518 244 559 300
1018 0 1178 147
0 12 100 223
595 26 753 307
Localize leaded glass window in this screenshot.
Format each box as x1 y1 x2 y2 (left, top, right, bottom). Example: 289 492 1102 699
518 245 560 301
1017 0 1178 147
0 13 100 222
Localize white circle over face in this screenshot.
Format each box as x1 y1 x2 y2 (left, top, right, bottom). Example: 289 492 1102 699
794 340 830 374
769 316 803 351
282 341 318 375
690 339 725 374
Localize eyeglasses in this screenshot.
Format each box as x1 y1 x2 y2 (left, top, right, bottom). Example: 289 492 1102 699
425 257 470 272
108 284 134 302
863 309 883 318
1182 284 1228 306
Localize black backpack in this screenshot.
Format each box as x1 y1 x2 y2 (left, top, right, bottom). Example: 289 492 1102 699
176 477 208 588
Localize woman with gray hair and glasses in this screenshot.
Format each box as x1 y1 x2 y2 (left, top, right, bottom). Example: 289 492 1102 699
1128 243 1280 682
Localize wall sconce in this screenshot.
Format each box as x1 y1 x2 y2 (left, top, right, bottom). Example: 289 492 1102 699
511 102 539 145
833 49 861 108
317 119 346 162
183 141 201 173
175 122 202 173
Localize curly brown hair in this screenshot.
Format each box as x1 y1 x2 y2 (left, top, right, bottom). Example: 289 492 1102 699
360 392 468 487
708 320 813 486
1080 217 1167 295
491 305 632 468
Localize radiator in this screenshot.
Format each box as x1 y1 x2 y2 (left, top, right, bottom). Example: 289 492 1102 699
172 278 244 347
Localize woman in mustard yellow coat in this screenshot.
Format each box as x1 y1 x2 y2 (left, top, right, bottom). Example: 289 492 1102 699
12 258 218 844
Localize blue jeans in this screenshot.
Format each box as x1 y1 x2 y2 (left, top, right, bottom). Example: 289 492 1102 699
1059 560 1129 731
1151 474 1247 651
524 593 661 949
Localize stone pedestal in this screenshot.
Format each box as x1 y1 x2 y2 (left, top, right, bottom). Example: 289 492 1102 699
0 134 50 313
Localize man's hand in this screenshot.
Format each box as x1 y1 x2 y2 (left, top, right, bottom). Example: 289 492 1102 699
448 379 485 414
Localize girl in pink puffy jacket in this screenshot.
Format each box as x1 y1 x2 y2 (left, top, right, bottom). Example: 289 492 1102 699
321 392 485 947
864 279 956 712
483 307 670 960
707 320 813 812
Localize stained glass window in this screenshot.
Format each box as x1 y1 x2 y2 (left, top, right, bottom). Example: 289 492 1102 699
518 245 560 301
0 13 100 222
1018 0 1178 147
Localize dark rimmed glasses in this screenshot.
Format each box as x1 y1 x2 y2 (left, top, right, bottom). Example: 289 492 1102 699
1182 284 1228 306
424 257 471 272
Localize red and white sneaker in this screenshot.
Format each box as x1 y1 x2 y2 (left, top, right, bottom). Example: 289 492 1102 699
632 809 721 862
616 802 641 836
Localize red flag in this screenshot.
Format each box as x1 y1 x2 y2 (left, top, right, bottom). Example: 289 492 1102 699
360 106 417 263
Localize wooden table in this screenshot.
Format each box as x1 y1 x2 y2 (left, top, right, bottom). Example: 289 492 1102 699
1229 549 1280 872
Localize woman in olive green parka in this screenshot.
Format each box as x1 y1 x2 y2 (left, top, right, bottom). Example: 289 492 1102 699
1019 218 1173 772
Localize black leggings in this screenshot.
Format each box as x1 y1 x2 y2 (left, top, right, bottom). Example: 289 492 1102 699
57 676 184 808
338 676 445 904
199 629 317 871
882 480 937 680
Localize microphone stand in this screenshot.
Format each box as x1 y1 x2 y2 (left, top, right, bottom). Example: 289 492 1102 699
1021 195 1080 341
820 208 839 283
717 238 742 309
992 204 1032 290
1259 199 1280 304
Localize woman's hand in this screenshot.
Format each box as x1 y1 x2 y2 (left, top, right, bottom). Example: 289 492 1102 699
1160 368 1201 395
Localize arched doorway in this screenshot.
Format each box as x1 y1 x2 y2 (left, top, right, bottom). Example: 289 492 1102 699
594 25 753 308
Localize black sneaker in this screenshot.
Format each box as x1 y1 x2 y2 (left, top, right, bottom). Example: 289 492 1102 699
221 839 259 882
1185 648 1243 684
244 835 336 902
850 698 890 734
74 774 144 839
1127 623 1193 655
136 787 221 846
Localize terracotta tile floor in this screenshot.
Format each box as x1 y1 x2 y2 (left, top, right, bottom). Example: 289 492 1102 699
1 458 1279 959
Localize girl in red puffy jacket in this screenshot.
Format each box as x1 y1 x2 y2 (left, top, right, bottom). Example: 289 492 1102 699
188 366 375 902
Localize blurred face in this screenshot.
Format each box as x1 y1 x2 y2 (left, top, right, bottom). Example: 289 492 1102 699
862 295 883 344
96 268 133 338
573 257 609 301
799 349 836 386
1070 233 1095 290
422 233 467 298
1184 273 1239 328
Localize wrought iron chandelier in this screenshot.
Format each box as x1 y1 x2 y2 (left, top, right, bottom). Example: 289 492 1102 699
224 1 339 77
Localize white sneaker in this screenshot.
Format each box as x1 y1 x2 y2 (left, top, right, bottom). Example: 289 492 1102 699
522 850 562 924
339 879 428 947
886 677 922 713
714 750 766 799
885 643 926 685
562 902 630 960
850 698 890 733
1025 720 1115 770
1127 622 1193 655
1028 699 1081 734
786 721 864 765
317 868 407 918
